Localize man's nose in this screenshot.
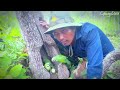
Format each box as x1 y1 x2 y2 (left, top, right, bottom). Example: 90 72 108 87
59 34 64 40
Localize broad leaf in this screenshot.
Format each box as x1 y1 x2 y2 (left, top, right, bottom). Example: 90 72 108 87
9 64 22 78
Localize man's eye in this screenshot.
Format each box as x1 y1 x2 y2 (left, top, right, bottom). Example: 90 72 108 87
54 32 59 36
62 29 67 33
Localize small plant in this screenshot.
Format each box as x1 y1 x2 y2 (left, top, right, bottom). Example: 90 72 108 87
43 58 56 74
52 54 78 79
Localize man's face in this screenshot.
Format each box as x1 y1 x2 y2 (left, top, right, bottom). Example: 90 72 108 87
53 27 75 46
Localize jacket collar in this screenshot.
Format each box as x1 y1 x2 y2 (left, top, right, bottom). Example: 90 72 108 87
75 26 82 40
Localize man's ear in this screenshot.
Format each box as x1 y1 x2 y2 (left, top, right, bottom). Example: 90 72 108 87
72 28 76 34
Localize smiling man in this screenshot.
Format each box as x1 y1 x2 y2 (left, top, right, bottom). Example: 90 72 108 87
40 11 115 79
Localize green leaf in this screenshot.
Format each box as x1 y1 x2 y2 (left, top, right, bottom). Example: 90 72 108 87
0 42 5 51
0 67 9 78
4 75 13 79
0 57 11 67
20 53 28 57
17 68 30 79
8 53 17 60
9 64 22 78
78 57 83 64
106 70 116 79
0 51 7 57
52 54 71 66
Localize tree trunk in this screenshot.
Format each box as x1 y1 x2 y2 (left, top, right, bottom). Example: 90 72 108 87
16 11 50 79
102 50 120 77
16 11 69 79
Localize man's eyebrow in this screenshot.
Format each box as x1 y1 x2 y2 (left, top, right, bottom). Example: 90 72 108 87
60 28 69 30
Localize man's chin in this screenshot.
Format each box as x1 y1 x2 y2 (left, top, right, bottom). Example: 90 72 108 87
62 43 70 46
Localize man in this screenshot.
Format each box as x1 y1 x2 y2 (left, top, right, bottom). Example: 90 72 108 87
40 11 114 79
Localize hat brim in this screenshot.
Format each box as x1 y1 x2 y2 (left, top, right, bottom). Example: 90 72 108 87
44 22 83 34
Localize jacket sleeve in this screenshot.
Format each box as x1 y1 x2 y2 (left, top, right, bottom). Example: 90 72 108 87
85 28 103 79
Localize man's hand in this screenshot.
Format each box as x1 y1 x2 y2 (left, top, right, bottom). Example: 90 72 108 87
73 60 86 79
39 20 49 29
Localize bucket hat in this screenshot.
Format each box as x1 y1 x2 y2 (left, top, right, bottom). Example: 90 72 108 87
44 11 82 34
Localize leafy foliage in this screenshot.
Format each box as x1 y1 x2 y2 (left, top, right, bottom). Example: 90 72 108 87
0 11 30 79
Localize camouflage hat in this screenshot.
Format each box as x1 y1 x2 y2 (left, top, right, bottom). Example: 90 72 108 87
44 11 82 34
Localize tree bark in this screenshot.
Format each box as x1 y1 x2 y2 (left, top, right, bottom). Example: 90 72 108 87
102 50 120 77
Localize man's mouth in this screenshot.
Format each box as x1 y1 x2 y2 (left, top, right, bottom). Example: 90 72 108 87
61 40 68 45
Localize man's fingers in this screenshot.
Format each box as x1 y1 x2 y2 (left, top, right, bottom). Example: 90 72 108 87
39 21 49 29
73 69 78 76
45 25 49 28
72 62 86 78
39 22 47 26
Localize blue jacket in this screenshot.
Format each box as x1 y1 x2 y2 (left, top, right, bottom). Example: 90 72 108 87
51 22 115 79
